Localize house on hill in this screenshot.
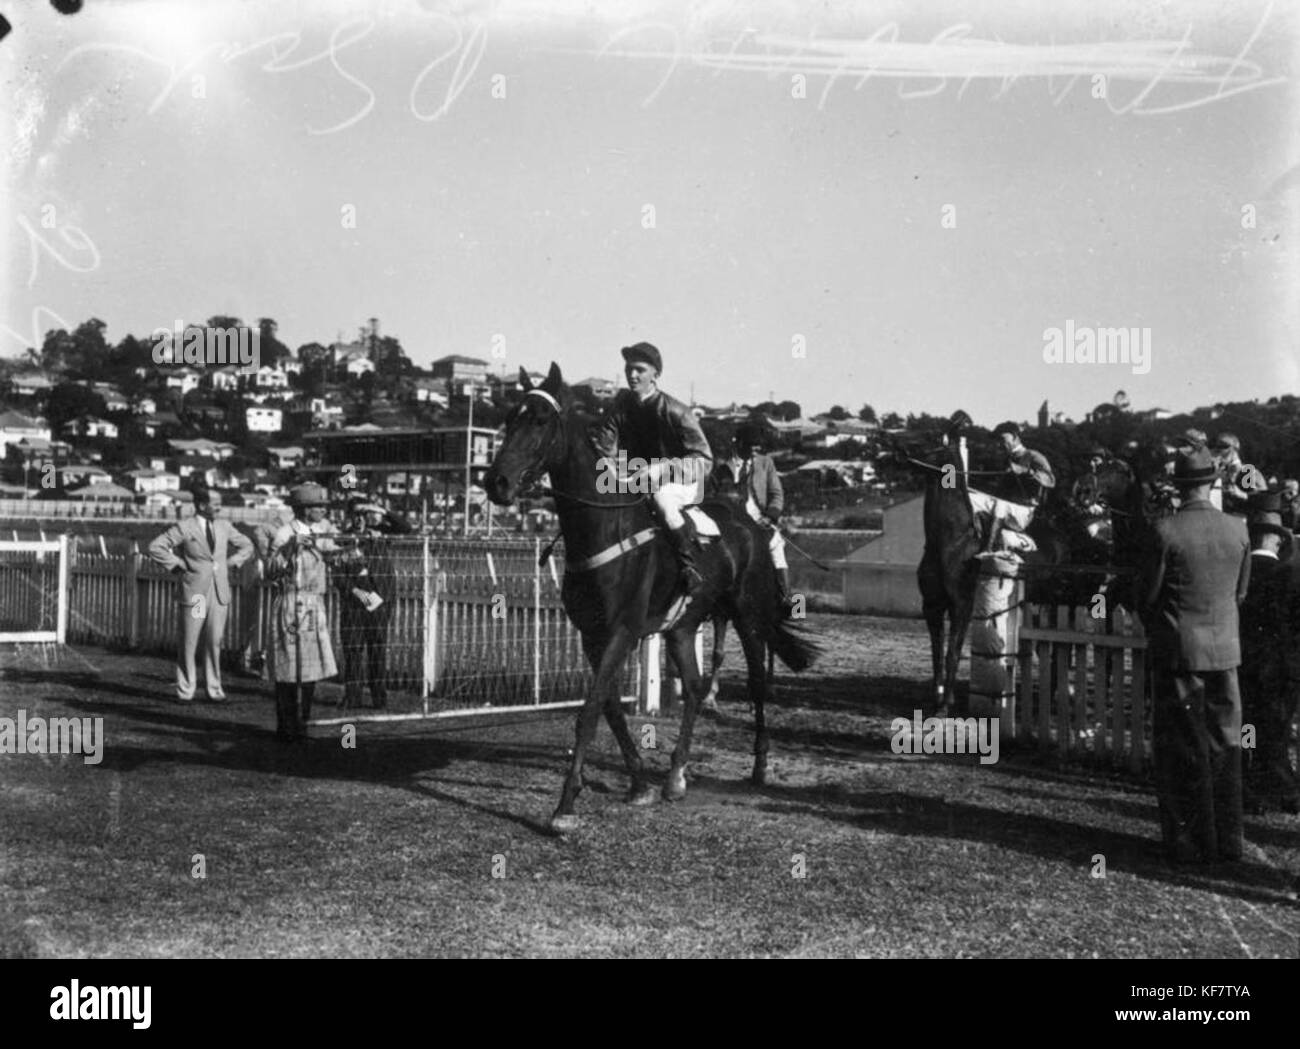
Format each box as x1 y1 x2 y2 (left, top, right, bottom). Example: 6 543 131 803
573 377 617 402
0 410 51 450
432 355 490 390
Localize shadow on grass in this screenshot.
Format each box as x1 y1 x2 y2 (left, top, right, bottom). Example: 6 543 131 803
676 770 1297 907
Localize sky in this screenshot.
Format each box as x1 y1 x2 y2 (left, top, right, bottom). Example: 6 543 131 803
2 0 1297 426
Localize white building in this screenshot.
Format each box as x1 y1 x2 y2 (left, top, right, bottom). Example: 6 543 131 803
246 406 283 433
63 416 119 439
346 357 376 378
164 369 201 395
124 468 181 495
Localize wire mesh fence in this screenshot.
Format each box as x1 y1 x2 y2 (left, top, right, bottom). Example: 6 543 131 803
40 532 638 715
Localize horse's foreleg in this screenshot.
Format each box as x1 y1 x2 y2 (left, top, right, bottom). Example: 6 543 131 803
664 627 708 800
924 606 947 713
554 628 634 833
947 599 974 717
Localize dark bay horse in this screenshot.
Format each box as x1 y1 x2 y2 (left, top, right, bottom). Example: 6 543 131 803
484 363 816 834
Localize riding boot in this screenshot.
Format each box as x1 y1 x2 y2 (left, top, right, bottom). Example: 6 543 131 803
775 568 796 618
667 521 705 596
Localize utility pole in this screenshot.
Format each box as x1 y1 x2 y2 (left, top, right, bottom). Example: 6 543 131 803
464 381 474 537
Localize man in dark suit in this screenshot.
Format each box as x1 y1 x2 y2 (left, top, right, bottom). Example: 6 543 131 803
1140 447 1252 863
1239 504 1300 813
148 486 254 702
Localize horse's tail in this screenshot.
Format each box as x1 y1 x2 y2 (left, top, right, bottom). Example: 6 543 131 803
757 614 818 673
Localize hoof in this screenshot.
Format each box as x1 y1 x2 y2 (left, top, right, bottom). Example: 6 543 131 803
701 698 720 716
751 765 767 786
663 769 687 801
549 814 581 835
627 785 658 806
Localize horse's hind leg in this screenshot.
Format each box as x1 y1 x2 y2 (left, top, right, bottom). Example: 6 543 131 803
664 627 707 800
702 615 727 713
602 689 655 806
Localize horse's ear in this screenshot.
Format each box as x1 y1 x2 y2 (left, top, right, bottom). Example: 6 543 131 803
545 361 563 389
518 367 532 391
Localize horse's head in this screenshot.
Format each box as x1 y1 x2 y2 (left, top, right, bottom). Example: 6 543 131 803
484 362 570 506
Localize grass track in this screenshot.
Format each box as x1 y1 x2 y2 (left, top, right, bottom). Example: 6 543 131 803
1 614 1296 958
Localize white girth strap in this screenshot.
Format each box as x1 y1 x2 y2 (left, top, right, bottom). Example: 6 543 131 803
566 527 658 572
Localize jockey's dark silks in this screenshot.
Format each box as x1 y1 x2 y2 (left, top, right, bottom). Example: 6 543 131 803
589 388 713 465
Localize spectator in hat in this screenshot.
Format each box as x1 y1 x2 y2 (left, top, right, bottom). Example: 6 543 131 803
1210 432 1255 515
266 483 357 741
712 421 794 615
147 485 254 703
1140 446 1252 863
334 496 408 709
238 505 292 677
1239 503 1300 813
589 342 714 595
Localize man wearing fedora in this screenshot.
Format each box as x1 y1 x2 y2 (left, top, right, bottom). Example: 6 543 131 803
148 485 254 702
1239 496 1300 813
1140 446 1252 863
589 342 714 595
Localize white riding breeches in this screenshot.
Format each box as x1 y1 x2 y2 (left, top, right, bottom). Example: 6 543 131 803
652 480 702 530
744 495 787 569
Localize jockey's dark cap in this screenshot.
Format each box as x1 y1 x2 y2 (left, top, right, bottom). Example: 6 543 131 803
621 342 662 374
992 421 1021 439
1088 443 1107 457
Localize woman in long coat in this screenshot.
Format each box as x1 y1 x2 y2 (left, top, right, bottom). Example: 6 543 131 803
267 483 358 741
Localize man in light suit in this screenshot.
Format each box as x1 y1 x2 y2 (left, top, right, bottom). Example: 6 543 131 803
148 487 254 702
1140 447 1252 864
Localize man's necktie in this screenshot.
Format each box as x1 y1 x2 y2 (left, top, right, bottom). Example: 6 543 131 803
206 519 216 553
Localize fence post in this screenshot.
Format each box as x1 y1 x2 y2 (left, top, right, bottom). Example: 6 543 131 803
640 635 661 716
533 536 541 705
126 540 142 649
422 534 434 710
56 533 70 644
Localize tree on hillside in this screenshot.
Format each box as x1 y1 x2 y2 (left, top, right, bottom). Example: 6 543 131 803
880 411 904 430
45 382 106 433
858 404 877 424
776 400 802 421
828 405 849 421
256 318 292 366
